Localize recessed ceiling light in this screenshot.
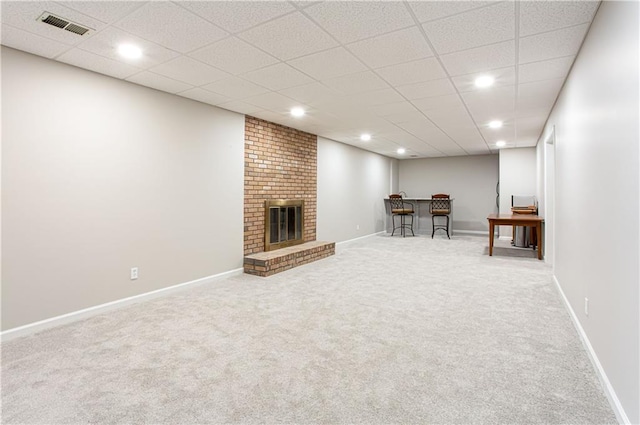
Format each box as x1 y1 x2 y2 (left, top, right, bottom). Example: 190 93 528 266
117 43 142 60
290 107 305 117
397 148 406 154
360 134 371 141
488 120 503 129
474 75 494 88
496 140 506 148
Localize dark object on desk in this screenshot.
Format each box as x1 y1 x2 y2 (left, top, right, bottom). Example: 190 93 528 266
389 194 415 237
512 206 537 214
511 195 538 247
429 194 451 239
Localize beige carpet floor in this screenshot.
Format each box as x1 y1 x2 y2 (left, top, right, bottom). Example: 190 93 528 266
1 234 617 424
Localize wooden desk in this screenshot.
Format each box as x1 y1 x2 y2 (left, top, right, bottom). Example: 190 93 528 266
487 214 544 260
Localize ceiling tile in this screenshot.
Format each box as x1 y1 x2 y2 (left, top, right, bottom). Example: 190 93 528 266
517 78 564 109
423 2 515 55
57 48 140 79
376 128 421 141
1 1 107 46
202 77 269 99
76 27 179 69
518 78 565 100
57 1 145 24
237 12 337 61
304 110 349 128
516 115 548 137
190 37 279 74
440 40 515 76
322 71 389 95
478 124 515 143
287 47 366 80
514 136 538 148
395 78 456 101
0 0 596 160
468 107 517 126
515 121 546 145
422 105 473 128
347 27 433 69
177 88 230 106
376 58 446 86
516 106 552 119
382 111 425 125
349 88 406 107
1 25 71 59
242 63 314 91
431 144 468 157
462 85 516 117
311 99 370 119
304 1 415 44
250 110 289 125
408 1 497 23
450 66 515 93
519 24 589 64
180 1 295 34
368 101 419 118
519 1 599 37
462 147 492 155
278 82 342 105
451 131 487 147
126 71 192 94
518 56 575 84
115 2 227 53
216 100 264 116
396 117 437 133
412 94 464 112
243 92 302 111
149 57 230 86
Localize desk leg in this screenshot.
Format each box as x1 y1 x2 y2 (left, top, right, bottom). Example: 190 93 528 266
537 223 542 260
489 221 494 256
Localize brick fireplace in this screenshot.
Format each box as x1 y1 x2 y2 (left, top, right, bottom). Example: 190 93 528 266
243 116 334 276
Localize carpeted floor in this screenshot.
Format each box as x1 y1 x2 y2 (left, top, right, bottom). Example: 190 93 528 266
1 234 617 424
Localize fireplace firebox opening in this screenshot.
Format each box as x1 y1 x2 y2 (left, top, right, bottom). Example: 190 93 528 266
264 200 305 251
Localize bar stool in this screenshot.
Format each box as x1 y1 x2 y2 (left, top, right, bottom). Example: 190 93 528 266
389 194 415 237
430 194 451 239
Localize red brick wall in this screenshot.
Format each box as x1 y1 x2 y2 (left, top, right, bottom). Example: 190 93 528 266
244 116 317 255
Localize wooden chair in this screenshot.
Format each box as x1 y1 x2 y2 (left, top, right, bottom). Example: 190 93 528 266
389 194 415 237
429 194 451 239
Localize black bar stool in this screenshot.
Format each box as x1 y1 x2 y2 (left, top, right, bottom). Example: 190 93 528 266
389 194 415 237
430 194 451 239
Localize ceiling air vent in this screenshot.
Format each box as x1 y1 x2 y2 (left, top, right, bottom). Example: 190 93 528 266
37 12 92 36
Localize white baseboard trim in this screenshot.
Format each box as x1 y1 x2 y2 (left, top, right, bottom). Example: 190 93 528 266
335 231 386 252
552 275 630 424
498 235 512 240
454 230 489 236
1 267 244 343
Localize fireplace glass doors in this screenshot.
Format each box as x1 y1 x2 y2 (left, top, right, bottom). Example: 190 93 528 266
264 200 304 251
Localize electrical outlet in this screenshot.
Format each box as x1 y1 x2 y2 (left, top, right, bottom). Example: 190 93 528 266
356 224 360 230
584 297 589 316
130 267 138 280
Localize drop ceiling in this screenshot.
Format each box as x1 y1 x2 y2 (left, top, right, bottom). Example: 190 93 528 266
1 1 599 158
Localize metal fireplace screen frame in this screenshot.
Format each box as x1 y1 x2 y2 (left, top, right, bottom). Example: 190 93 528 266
264 199 305 251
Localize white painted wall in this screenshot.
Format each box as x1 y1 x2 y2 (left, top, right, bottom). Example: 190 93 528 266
537 1 639 422
317 137 394 242
498 148 537 237
1 47 245 330
398 155 499 233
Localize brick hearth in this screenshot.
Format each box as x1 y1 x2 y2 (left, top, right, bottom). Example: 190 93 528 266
244 241 335 277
